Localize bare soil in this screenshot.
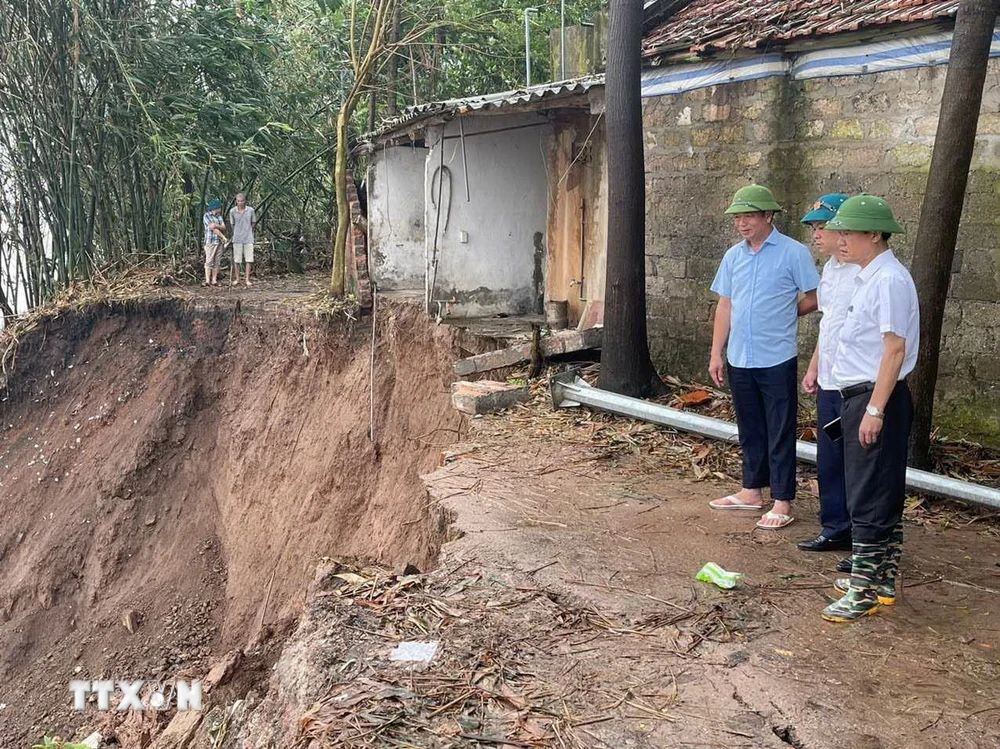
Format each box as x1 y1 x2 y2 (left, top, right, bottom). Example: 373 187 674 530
424 429 1000 748
3 279 1000 749
0 289 464 746
227 404 1000 749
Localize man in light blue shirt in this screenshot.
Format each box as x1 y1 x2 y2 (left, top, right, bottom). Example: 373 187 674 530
708 184 819 530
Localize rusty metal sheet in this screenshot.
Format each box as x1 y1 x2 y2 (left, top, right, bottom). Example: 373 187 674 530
368 76 605 143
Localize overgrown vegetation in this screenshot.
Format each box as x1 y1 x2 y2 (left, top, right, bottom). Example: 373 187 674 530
0 0 601 312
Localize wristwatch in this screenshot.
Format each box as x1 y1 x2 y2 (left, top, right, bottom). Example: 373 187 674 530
865 404 884 420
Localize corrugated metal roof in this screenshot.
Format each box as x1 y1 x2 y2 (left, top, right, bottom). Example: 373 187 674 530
643 0 960 59
368 75 604 142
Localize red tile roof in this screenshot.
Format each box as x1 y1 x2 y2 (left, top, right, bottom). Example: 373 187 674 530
643 0 960 59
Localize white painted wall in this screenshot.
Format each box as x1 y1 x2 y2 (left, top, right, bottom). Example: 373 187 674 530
425 112 552 317
369 144 427 290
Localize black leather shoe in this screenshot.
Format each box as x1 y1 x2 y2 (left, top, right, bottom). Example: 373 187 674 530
797 533 853 552
837 556 853 574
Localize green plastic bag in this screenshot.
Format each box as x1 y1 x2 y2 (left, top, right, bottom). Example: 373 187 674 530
696 562 744 589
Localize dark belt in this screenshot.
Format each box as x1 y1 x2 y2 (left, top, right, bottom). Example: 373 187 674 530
840 382 875 400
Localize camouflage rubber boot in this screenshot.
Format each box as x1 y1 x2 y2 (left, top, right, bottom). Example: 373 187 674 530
822 542 884 623
876 523 903 605
833 575 896 605
834 526 903 604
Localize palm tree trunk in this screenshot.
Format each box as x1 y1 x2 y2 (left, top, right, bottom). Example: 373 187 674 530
908 0 998 467
598 0 664 398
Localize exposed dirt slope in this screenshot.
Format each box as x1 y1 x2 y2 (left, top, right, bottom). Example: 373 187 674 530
0 299 463 745
205 429 1000 749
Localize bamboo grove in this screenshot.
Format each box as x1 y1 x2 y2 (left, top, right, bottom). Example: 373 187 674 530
0 0 600 313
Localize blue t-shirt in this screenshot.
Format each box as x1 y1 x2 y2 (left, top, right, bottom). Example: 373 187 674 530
710 228 819 369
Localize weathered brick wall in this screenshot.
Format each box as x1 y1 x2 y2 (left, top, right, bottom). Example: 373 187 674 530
643 61 1000 440
346 173 373 308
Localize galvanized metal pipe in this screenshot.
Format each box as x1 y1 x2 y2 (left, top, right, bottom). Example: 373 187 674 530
560 0 566 79
550 372 1000 510
458 117 471 202
524 8 539 87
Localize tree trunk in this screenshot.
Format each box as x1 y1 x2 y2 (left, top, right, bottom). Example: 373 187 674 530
908 0 998 468
331 106 350 294
598 0 664 398
331 0 397 295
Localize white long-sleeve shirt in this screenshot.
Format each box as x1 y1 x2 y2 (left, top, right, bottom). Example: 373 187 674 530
831 250 920 389
816 256 860 391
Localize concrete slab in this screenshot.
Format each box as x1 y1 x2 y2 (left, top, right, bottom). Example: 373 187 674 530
454 327 602 376
451 381 529 415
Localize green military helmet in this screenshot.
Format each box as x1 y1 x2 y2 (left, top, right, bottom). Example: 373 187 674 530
724 184 783 214
825 194 904 234
801 192 849 224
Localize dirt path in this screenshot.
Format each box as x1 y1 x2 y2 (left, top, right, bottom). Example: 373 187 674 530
421 424 1000 748
175 272 328 306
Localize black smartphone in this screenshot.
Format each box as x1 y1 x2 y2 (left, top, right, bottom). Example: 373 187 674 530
822 416 843 443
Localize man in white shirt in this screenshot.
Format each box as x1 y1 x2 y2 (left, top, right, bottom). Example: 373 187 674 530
798 193 857 554
821 195 919 623
229 193 257 287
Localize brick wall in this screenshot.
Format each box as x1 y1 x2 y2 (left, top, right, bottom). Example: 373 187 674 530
346 173 373 308
643 61 1000 440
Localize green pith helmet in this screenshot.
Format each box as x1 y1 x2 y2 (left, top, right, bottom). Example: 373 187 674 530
724 184 783 214
207 198 223 211
801 192 849 224
825 194 905 234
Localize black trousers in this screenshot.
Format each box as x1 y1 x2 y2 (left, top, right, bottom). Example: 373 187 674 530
728 357 798 501
842 381 913 544
817 389 850 538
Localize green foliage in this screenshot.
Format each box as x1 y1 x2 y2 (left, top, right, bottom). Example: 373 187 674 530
363 0 603 112
0 0 344 310
0 0 603 309
431 0 602 97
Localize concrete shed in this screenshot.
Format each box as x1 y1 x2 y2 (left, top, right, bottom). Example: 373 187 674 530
366 78 607 326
